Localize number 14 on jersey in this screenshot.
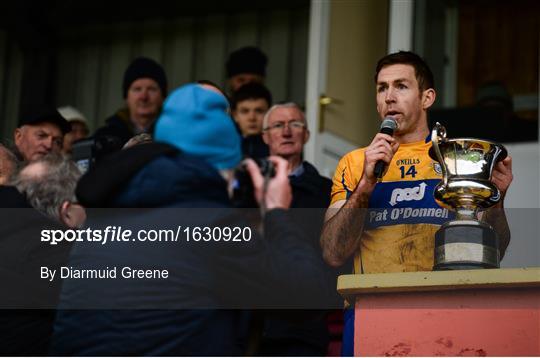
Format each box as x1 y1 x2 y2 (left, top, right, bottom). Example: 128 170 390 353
399 165 417 178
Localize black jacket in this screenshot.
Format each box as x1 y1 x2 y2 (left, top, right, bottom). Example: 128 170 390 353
93 109 157 153
0 185 31 208
259 162 334 355
242 134 269 160
290 161 332 209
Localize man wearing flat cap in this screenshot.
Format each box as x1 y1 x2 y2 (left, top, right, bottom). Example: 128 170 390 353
13 108 71 162
226 46 268 94
94 57 168 149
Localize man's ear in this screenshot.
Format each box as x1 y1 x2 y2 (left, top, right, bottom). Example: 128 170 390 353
59 201 86 229
303 129 310 145
422 89 436 110
14 127 22 146
262 130 270 145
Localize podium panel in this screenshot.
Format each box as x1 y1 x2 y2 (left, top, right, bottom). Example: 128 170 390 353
338 268 540 356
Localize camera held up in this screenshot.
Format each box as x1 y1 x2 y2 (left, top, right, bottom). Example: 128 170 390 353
232 158 276 208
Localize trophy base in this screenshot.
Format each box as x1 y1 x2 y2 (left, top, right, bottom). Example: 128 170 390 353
433 220 500 271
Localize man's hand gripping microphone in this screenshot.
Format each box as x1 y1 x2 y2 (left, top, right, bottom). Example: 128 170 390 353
373 117 398 179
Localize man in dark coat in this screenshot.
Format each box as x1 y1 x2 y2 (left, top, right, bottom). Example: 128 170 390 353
51 84 339 356
93 57 168 151
259 102 337 356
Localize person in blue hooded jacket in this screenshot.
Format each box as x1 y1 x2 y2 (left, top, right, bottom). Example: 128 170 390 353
51 84 339 356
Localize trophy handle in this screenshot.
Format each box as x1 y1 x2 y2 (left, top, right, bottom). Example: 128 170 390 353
432 122 449 186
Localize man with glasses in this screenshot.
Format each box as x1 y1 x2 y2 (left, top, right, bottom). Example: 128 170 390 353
259 103 335 356
263 104 308 174
262 103 332 210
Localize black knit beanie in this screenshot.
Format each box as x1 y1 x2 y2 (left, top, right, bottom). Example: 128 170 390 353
122 57 168 98
226 46 268 78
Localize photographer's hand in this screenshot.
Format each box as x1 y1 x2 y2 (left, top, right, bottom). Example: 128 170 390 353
244 156 292 210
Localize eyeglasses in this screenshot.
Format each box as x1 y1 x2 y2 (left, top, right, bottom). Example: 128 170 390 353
264 120 306 132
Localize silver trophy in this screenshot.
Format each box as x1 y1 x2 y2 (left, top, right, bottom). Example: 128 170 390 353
429 122 507 270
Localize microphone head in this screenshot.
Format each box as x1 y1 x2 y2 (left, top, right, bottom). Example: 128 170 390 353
380 117 398 131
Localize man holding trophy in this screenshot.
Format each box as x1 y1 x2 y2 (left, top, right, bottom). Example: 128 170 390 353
320 50 513 355
321 51 513 273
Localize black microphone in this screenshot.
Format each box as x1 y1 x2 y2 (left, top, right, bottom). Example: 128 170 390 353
373 117 398 179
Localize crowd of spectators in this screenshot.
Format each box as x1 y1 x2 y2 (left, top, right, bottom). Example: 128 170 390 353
0 46 344 356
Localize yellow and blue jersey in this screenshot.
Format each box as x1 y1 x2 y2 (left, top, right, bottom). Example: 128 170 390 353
330 136 453 274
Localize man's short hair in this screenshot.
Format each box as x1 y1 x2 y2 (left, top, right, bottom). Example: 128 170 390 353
11 154 82 222
231 82 273 110
262 102 306 130
375 51 435 92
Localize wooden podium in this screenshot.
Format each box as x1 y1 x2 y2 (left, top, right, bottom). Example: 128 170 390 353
337 267 540 356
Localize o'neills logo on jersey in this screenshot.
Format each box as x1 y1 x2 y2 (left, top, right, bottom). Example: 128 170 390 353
389 182 427 206
395 158 420 166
